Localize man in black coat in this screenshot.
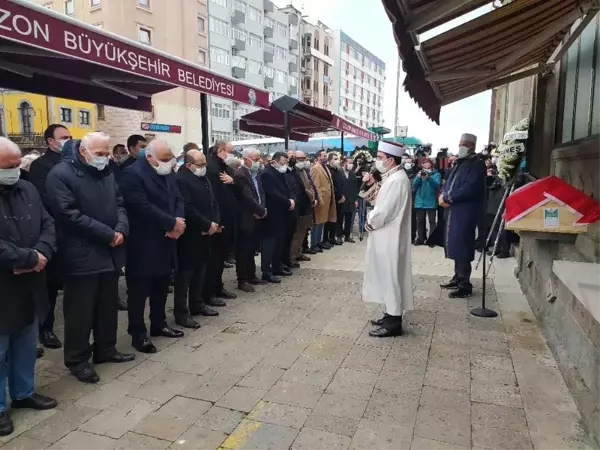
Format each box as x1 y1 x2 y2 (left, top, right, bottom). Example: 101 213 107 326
260 152 295 283
282 151 305 270
120 135 147 171
45 134 135 384
120 139 186 354
340 157 360 243
234 147 267 293
174 150 221 329
0 138 58 436
288 151 315 264
204 140 237 304
325 152 345 246
28 124 72 350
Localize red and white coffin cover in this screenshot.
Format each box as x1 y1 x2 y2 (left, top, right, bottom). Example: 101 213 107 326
504 175 600 226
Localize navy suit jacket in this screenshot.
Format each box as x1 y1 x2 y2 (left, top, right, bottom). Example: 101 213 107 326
119 157 184 277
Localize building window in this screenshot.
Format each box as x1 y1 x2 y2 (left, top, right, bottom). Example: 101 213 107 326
137 0 150 8
210 46 230 65
324 37 329 56
90 0 101 7
233 0 246 13
60 107 73 124
212 131 231 142
231 27 247 42
264 66 274 78
290 76 297 87
138 27 152 45
313 80 318 92
97 104 105 120
276 69 287 84
274 45 287 61
559 15 600 143
248 6 262 23
275 21 287 38
313 58 318 71
324 64 329 76
232 55 247 69
79 109 91 127
64 0 74 15
18 101 33 135
248 33 262 49
197 15 206 34
264 42 274 54
211 102 231 119
248 59 262 75
209 17 229 36
199 49 207 65
264 16 274 29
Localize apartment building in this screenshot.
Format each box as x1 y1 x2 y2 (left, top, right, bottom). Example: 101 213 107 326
299 19 336 113
331 31 386 129
33 0 209 150
207 0 301 142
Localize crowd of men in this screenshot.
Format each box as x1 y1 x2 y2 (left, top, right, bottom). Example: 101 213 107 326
0 125 366 436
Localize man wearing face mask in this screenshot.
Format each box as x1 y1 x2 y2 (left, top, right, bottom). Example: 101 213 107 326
402 157 418 244
340 157 360 243
439 133 486 298
29 124 72 351
310 151 336 252
120 135 147 171
412 159 441 245
45 133 134 384
324 152 345 246
119 139 186 354
260 152 295 282
204 141 237 305
362 141 413 338
234 147 267 292
289 151 316 264
174 150 220 329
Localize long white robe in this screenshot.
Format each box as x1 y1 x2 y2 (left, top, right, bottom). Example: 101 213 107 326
362 168 413 316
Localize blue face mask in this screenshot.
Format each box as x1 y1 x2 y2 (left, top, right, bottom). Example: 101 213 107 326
519 158 527 171
139 148 146 158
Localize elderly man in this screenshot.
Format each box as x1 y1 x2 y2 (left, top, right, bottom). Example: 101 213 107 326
289 151 315 264
204 140 237 305
0 137 58 436
261 152 295 282
174 150 220 329
120 140 185 354
233 147 267 292
46 133 134 383
29 124 72 350
362 141 414 337
439 133 486 298
310 150 336 252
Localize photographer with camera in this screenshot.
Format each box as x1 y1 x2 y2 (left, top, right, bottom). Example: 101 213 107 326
412 159 441 245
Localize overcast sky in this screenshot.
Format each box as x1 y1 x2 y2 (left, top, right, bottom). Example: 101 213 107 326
275 0 493 150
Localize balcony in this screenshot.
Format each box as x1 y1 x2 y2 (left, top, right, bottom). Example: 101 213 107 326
289 85 298 96
264 51 274 63
264 24 273 38
289 61 298 73
289 38 298 51
264 75 274 88
264 0 274 13
232 119 240 132
232 66 246 78
231 9 245 25
232 38 246 52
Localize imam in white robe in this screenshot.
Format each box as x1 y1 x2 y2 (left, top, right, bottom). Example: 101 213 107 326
362 167 413 316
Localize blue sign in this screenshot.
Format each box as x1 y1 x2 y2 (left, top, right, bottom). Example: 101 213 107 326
141 122 182 133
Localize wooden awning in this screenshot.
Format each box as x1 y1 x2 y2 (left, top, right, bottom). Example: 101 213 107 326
381 0 598 123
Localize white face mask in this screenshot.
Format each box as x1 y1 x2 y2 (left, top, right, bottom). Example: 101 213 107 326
375 159 389 174
331 159 341 168
193 166 207 177
491 157 498 165
346 164 354 171
276 164 288 174
457 146 471 158
153 158 175 176
85 149 109 171
224 154 236 166
404 162 413 170
0 167 21 185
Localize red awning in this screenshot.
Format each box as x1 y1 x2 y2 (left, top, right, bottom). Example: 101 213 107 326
0 0 270 111
239 96 376 142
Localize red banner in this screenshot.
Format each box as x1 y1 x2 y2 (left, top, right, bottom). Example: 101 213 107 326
331 115 376 140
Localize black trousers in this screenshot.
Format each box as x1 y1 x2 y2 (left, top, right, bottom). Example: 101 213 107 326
454 261 472 289
63 271 119 369
126 274 170 340
340 211 354 238
174 264 207 320
236 227 258 282
415 208 437 242
282 214 298 266
203 226 233 299
411 208 417 242
261 226 285 276
40 280 60 334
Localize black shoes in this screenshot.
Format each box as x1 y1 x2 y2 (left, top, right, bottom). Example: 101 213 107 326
297 254 311 262
449 287 472 298
287 261 300 269
175 316 201 329
206 297 227 307
217 289 237 300
369 316 403 338
118 297 128 311
238 282 256 293
72 364 100 384
440 279 459 289
274 268 292 277
0 412 13 437
93 351 136 365
370 313 389 326
191 304 219 316
249 278 268 286
319 242 332 250
133 338 157 354
39 331 62 349
262 274 281 284
306 248 318 255
413 239 424 246
36 347 44 359
150 326 184 338
12 393 57 410
345 237 356 244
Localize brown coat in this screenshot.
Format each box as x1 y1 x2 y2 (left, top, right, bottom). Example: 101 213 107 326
297 169 315 204
311 163 336 224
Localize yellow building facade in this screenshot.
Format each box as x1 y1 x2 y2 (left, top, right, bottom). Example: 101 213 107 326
0 90 97 146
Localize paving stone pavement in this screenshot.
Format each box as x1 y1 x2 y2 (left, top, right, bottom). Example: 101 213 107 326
0 243 594 450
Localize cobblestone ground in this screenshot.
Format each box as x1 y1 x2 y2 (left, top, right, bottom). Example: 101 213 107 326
1 243 593 449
